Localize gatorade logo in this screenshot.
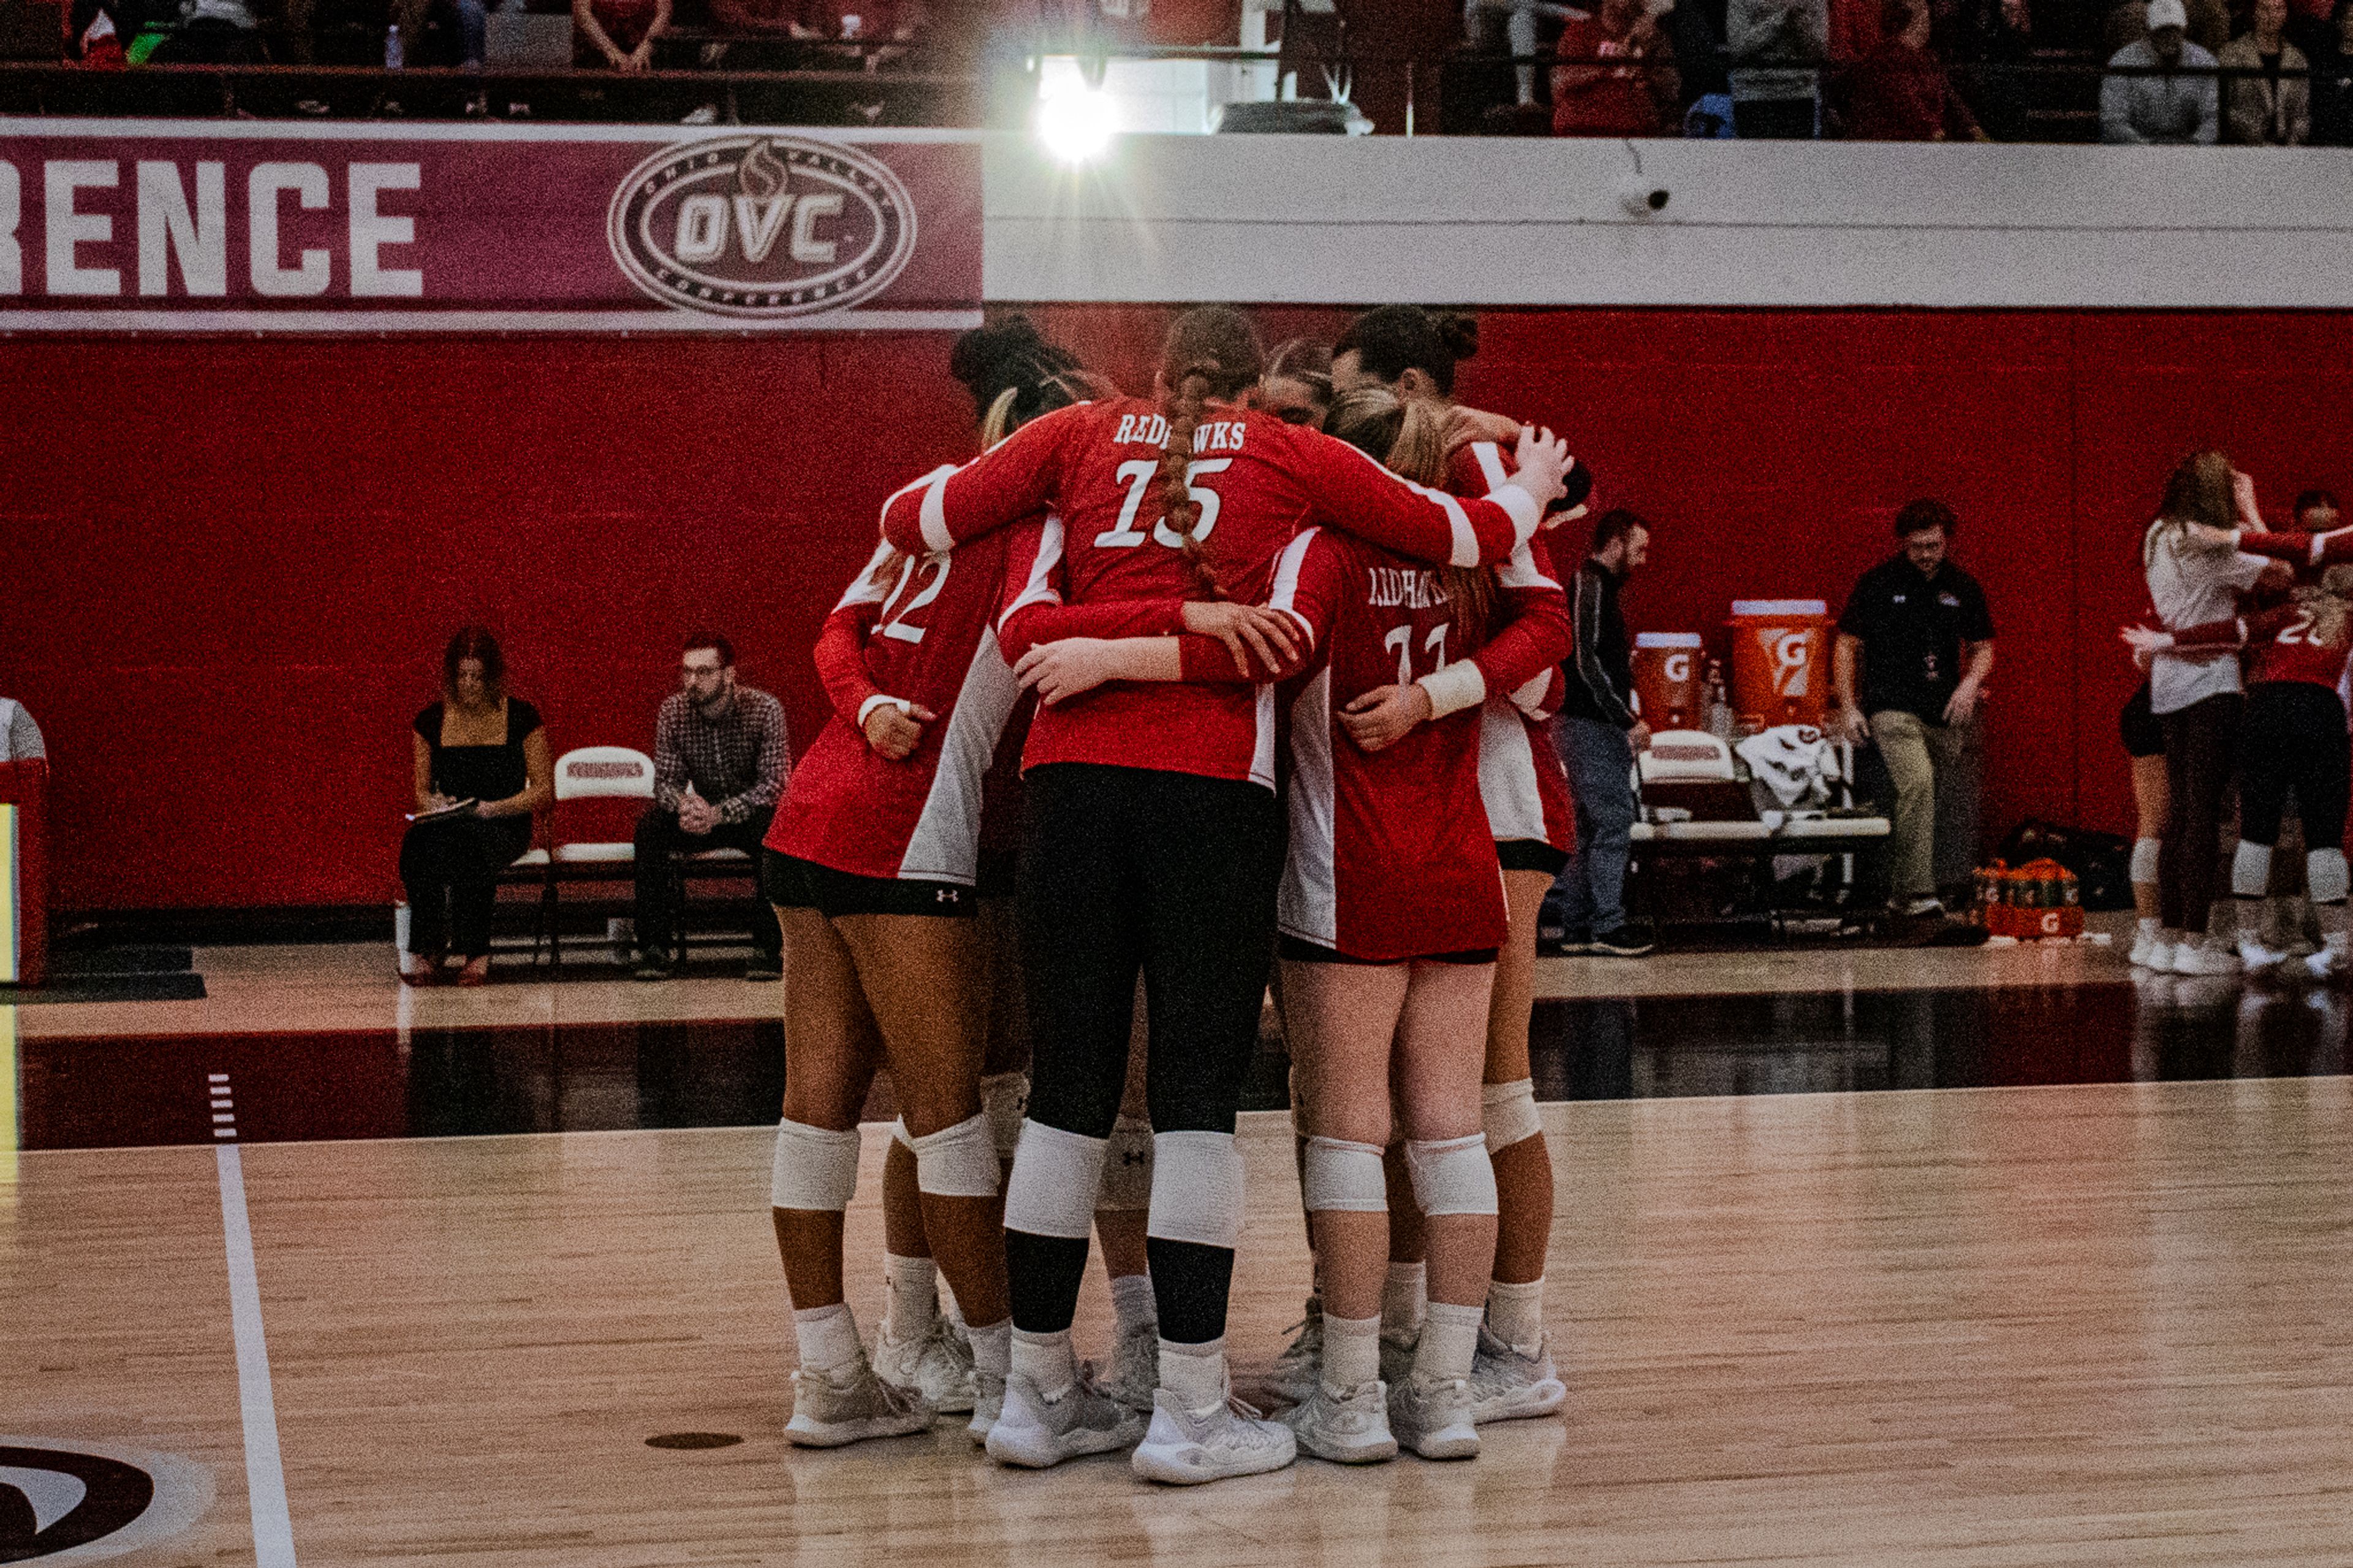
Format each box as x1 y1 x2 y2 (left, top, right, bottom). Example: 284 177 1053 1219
1664 653 1692 683
1759 628 1814 698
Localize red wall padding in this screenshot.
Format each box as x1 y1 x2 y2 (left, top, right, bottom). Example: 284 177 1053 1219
6 308 2351 910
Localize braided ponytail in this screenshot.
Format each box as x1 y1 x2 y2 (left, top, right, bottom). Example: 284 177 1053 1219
1153 306 1265 600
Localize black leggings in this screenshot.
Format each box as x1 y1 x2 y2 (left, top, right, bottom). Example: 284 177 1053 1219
400 814 531 959
2158 692 2241 934
2239 682 2351 849
1007 762 1284 1344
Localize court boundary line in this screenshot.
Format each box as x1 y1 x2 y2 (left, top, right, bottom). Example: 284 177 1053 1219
210 1072 299 1568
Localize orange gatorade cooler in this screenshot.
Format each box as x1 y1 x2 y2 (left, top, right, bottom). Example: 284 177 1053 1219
1729 599 1833 729
1631 632 1705 730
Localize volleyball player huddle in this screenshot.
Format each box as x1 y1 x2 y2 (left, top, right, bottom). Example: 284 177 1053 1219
759 305 1591 1484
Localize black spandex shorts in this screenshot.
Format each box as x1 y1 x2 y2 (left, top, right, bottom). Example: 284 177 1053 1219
976 846 1019 901
1278 934 1500 966
760 849 974 919
2120 682 2164 760
1496 838 1571 876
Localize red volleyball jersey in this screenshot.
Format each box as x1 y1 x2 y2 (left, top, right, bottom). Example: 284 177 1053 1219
2171 600 2353 692
773 521 1169 882
2241 526 2353 569
879 397 1542 790
1450 437 1580 852
1270 528 1509 962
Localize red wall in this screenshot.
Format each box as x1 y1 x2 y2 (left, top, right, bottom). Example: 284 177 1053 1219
6 307 2351 911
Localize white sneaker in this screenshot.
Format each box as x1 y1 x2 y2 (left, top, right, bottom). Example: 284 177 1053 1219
2128 929 2161 968
2237 934 2289 975
1279 1379 1396 1464
965 1366 1004 1447
2304 945 2343 982
1265 1299 1324 1406
1388 1374 1481 1460
985 1367 1144 1468
2142 939 2177 974
785 1352 936 1448
1099 1317 1161 1415
1131 1389 1296 1485
1465 1325 1567 1425
874 1316 976 1414
2172 940 2241 977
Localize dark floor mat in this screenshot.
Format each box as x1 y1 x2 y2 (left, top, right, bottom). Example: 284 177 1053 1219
50 946 197 976
1 974 208 1004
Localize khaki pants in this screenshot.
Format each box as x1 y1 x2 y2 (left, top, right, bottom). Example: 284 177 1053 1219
1871 709 1980 904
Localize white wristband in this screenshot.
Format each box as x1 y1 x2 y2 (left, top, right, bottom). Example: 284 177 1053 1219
857 694 911 727
1416 661 1488 719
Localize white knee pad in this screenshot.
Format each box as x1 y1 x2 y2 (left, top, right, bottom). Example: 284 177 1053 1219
1096 1114 1155 1211
889 1117 913 1151
1405 1133 1498 1218
2232 840 2273 900
912 1112 1001 1199
1002 1120 1106 1240
1481 1079 1542 1153
770 1118 862 1211
2132 836 2162 885
2308 847 2350 905
1145 1130 1246 1250
1301 1135 1387 1213
980 1072 1028 1161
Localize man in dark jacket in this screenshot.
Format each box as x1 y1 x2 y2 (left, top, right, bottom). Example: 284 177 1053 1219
1548 508 1655 956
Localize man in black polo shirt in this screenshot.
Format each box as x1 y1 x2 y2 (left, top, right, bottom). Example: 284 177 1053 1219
1832 499 1996 926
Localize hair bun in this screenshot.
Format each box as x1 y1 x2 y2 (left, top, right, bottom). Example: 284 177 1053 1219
950 315 1051 403
1431 310 1479 364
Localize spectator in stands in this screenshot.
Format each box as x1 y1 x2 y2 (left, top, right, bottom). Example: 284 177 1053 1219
1832 500 1996 935
1552 0 1681 134
633 633 789 982
1548 508 1658 959
576 0 670 70
1941 0 2034 140
2221 0 2312 143
0 696 44 762
1837 0 1986 137
2106 0 2227 57
2102 0 2221 142
1670 0 1733 105
403 628 553 988
1727 0 1829 135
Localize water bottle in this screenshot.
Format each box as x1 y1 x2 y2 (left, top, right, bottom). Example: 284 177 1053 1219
385 22 404 68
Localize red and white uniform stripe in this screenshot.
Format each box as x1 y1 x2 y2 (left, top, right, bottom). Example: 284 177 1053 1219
2170 600 2353 691
1269 528 1509 961
880 397 1542 790
771 518 1168 884
1450 439 1578 853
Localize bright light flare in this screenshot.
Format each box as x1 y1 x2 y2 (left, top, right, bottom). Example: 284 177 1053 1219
1036 59 1117 163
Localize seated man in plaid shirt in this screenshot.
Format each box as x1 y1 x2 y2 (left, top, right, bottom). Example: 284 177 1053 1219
634 632 790 980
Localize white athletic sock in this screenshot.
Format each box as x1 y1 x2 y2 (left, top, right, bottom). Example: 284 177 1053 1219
1415 1301 1484 1385
1159 1337 1229 1414
793 1302 863 1375
1010 1327 1075 1399
882 1253 938 1341
966 1317 1012 1379
1485 1277 1545 1357
1322 1312 1380 1393
1381 1261 1427 1342
1108 1272 1157 1336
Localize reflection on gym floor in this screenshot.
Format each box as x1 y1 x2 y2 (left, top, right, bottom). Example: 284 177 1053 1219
13 980 2344 1151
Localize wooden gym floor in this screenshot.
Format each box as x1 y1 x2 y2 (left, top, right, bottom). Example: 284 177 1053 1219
3 924 2351 1564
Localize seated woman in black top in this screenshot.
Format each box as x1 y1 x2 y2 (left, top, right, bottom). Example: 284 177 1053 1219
402 627 553 985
